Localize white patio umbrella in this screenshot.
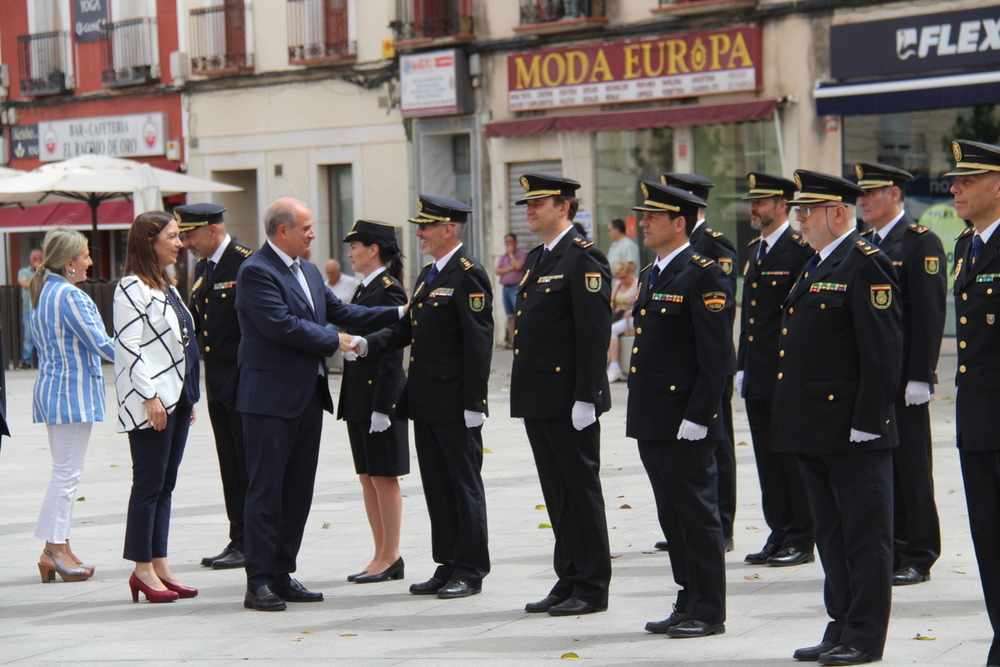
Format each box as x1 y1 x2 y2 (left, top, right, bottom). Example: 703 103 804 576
0 167 26 178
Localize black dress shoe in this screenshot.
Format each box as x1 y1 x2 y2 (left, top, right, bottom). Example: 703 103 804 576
211 549 245 570
244 585 286 611
347 571 367 582
201 544 233 567
818 644 873 665
409 577 446 595
745 543 781 565
525 594 565 613
892 566 930 586
437 579 480 599
767 546 815 566
548 597 606 616
665 619 725 638
793 641 838 661
654 540 669 551
355 557 404 583
724 537 735 553
271 578 323 602
644 606 688 633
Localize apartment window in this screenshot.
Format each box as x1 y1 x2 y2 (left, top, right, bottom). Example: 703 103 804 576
519 0 605 25
101 18 159 86
392 0 474 43
328 165 354 267
189 0 254 74
287 0 355 64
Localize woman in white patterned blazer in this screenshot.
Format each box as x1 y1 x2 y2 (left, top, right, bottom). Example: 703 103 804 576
30 227 114 584
114 211 200 603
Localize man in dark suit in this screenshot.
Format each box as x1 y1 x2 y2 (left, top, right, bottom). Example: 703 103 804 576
948 139 1000 667
772 171 902 666
177 203 254 571
659 172 738 553
343 195 493 600
737 173 816 568
627 181 733 638
509 174 612 617
235 198 401 611
855 163 947 587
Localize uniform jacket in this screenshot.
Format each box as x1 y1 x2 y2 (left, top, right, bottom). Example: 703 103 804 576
510 231 612 419
860 215 947 391
954 225 1000 451
31 275 115 425
189 239 253 401
690 222 738 374
336 271 408 421
113 275 190 432
625 249 734 441
770 231 902 454
361 246 493 424
234 243 398 420
738 227 814 400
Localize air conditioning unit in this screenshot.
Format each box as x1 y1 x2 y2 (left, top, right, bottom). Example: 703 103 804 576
170 51 189 84
166 139 181 161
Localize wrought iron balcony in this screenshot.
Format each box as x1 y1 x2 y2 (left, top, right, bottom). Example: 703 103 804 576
17 31 73 96
101 18 160 87
391 0 474 43
287 0 356 64
653 0 756 15
189 2 254 75
520 0 605 25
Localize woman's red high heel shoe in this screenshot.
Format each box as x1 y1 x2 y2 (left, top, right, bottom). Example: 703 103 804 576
161 579 198 598
129 572 179 603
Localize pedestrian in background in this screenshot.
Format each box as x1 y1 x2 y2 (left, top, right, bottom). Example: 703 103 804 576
18 248 42 368
494 233 526 349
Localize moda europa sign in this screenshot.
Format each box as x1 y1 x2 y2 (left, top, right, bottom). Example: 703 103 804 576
507 26 761 112
37 113 167 162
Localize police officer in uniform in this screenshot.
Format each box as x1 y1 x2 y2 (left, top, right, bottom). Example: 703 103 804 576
737 173 816 567
855 163 946 587
948 139 1000 667
510 174 613 617
628 181 733 638
345 195 493 600
773 171 901 666
659 172 738 553
177 203 254 570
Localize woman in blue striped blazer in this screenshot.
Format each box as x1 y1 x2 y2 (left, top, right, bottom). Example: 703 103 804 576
30 227 114 583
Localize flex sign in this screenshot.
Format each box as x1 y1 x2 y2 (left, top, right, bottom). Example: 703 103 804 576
831 7 1000 79
507 26 761 112
37 113 167 161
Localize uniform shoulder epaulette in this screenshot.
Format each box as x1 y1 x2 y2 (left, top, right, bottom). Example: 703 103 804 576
234 243 253 257
641 262 652 273
854 239 880 256
459 257 475 271
381 275 393 288
690 253 715 268
906 223 930 234
747 237 761 248
956 227 974 241
706 228 724 238
574 237 594 248
860 228 874 238
790 233 809 247
424 261 434 268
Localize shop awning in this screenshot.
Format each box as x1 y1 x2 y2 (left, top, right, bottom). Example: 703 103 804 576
815 70 1000 117
0 201 135 233
485 99 776 138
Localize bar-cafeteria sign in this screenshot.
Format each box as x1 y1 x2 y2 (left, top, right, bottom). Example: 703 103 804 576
507 26 761 112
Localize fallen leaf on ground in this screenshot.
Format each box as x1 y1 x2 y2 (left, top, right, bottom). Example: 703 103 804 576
950 570 966 575
302 630 312 634
620 504 632 509
535 505 547 510
737 441 750 446
340 634 357 637
561 653 580 660
747 526 759 530
291 637 302 642
539 523 552 529
744 573 760 580
483 448 493 454
914 633 936 640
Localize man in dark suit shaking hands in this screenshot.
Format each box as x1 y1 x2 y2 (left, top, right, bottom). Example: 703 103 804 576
236 198 401 611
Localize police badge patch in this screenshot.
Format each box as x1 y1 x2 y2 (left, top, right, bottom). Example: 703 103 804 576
870 285 892 309
703 292 727 312
718 258 733 275
989 314 996 325
924 256 940 275
469 293 485 312
585 273 602 293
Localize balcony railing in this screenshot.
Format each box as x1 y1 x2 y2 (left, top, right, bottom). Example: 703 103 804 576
654 0 756 13
391 0 474 43
101 18 160 87
189 2 254 74
287 0 356 64
520 0 605 24
17 31 73 96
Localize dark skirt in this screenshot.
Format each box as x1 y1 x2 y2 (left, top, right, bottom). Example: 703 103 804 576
346 416 410 477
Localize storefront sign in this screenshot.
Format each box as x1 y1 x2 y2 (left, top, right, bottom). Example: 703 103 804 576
11 124 40 160
507 26 761 112
73 0 108 43
37 113 167 161
832 7 1000 79
400 49 473 118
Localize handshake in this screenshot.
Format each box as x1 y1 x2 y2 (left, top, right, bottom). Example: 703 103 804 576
337 333 366 361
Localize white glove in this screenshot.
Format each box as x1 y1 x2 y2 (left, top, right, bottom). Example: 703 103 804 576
904 381 931 406
351 336 368 359
369 412 391 433
571 401 597 431
849 428 880 442
677 419 708 441
464 410 486 429
735 370 745 397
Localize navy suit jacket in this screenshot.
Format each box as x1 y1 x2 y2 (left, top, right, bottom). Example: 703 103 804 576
235 242 398 419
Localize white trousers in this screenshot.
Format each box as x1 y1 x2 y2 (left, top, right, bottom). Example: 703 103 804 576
35 422 93 544
611 316 633 338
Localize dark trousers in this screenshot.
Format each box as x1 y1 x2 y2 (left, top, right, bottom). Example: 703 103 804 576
123 404 193 562
960 449 1000 665
242 378 324 591
745 397 813 551
797 450 893 657
717 376 736 540
892 396 940 574
639 438 725 624
413 420 490 586
207 397 248 548
525 418 611 608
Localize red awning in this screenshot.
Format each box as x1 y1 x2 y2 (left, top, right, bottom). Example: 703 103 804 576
485 99 776 138
0 201 135 232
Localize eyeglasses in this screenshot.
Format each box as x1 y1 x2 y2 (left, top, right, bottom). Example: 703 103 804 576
795 205 841 217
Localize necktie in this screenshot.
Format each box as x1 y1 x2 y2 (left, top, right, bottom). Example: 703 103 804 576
291 260 314 311
803 253 820 277
871 232 882 247
427 263 439 285
539 247 550 264
756 240 768 264
972 234 985 264
351 281 364 303
648 263 661 286
205 260 216 282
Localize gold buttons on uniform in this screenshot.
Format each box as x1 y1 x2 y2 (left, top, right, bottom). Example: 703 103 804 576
203 331 209 336
782 328 788 335
632 347 638 354
779 350 784 357
962 293 968 300
960 316 968 324
748 335 754 342
661 308 666 313
960 365 967 373
204 298 209 303
989 288 994 295
483 399 487 404
545 288 551 293
514 329 518 335
820 303 826 309
523 292 528 298
410 356 415 362
788 307 794 314
828 395 834 401
960 341 967 349
368 380 373 385
636 327 642 334
517 310 522 317
750 300 756 307
670 385 676 391
555 367 561 372
630 366 636 374
205 346 211 352
777 372 783 379
515 349 520 355
749 318 755 324
418 303 423 308
640 309 646 316
751 282 758 288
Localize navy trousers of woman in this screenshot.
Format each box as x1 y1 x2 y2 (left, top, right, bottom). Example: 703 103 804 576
123 404 193 562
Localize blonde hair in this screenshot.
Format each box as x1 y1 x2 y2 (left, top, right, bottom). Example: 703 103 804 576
30 227 88 308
